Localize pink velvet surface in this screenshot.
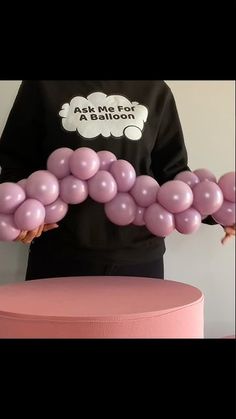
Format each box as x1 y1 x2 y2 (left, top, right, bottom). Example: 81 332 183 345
0 276 204 338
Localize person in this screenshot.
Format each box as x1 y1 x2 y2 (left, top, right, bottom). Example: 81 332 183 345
0 80 235 281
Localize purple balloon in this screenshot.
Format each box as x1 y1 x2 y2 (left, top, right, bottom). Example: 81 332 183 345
174 171 200 188
97 150 117 171
104 193 136 226
47 147 74 179
26 170 59 205
88 170 117 203
212 200 235 226
0 182 26 214
60 175 88 204
44 198 68 224
69 147 100 180
157 180 193 214
130 175 160 207
133 207 146 226
109 160 136 192
14 199 45 231
17 179 27 190
193 168 217 183
175 208 202 234
192 180 223 216
218 172 235 203
0 214 20 241
144 203 175 237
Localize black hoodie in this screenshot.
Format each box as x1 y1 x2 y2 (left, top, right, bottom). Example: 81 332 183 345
0 80 214 263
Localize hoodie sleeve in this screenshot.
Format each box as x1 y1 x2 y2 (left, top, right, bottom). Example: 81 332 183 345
151 86 217 226
0 80 45 183
151 87 190 185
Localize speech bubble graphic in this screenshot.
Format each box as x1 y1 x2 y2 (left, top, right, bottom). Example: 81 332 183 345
59 92 148 140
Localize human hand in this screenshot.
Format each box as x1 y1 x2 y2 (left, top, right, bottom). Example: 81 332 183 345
15 223 59 244
221 224 236 245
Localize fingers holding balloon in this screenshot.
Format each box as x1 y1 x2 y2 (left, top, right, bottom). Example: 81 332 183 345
15 223 59 245
43 223 59 232
14 230 28 242
221 224 236 245
35 224 45 238
21 227 44 244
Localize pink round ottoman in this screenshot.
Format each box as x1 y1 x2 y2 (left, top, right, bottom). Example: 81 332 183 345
223 335 235 339
0 276 204 338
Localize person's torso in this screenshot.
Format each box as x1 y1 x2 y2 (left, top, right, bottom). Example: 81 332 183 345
35 80 169 261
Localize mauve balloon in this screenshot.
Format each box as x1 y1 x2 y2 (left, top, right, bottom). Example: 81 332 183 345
130 175 159 207
26 170 59 205
193 168 217 183
144 203 175 237
60 175 88 204
133 207 146 226
0 214 20 241
218 172 235 203
212 200 235 226
88 171 117 203
0 183 26 214
14 199 45 231
17 179 27 190
192 180 223 215
69 147 100 180
109 160 136 192
157 180 193 214
97 150 117 171
104 193 136 226
175 208 202 234
47 147 73 179
174 171 200 188
44 198 68 224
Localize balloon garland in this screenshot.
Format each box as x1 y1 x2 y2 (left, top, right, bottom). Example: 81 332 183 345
0 147 235 241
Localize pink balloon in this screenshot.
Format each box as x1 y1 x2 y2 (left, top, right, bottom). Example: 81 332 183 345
97 150 117 171
174 171 200 188
17 179 27 190
60 176 88 204
144 203 175 237
133 207 146 226
130 175 159 207
44 198 68 224
212 200 235 226
26 170 59 205
0 182 26 214
14 199 45 231
0 214 20 241
69 147 100 180
193 168 217 183
157 180 193 214
192 180 223 216
218 172 235 203
88 171 117 203
104 193 136 226
47 147 74 179
175 208 202 234
109 160 136 192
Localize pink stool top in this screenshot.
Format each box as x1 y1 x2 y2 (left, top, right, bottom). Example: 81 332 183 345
223 335 235 339
0 276 203 322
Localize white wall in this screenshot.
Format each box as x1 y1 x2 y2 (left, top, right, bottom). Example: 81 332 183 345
165 81 235 338
0 80 235 338
0 81 29 285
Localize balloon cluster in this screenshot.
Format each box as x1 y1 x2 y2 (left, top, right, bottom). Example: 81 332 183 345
0 147 235 241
